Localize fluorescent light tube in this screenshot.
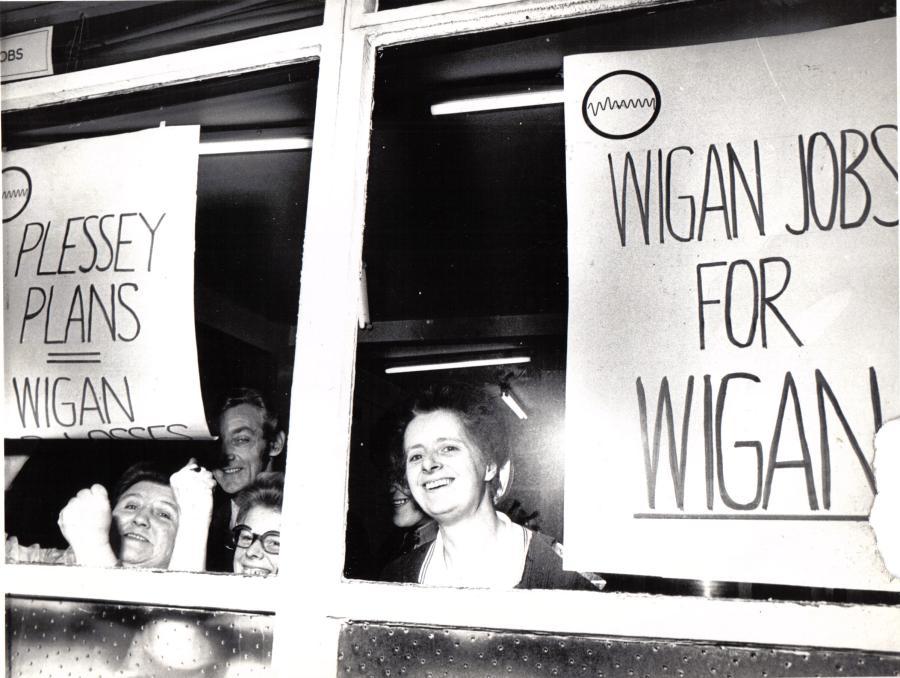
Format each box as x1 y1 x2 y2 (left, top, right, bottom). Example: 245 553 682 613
431 88 564 116
199 137 313 155
358 263 371 330
500 390 528 420
385 356 530 374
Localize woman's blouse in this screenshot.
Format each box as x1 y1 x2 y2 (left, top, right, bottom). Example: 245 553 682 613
6 535 76 565
382 517 598 591
420 512 530 588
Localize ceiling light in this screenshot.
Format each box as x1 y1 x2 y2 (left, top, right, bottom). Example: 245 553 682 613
358 262 371 330
431 88 564 116
199 137 312 155
385 356 530 374
500 389 528 420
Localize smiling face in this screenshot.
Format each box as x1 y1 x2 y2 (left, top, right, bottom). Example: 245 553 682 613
390 482 428 529
233 506 281 576
214 404 271 495
112 481 179 569
404 409 497 526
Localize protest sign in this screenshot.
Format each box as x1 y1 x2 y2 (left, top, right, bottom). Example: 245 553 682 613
563 19 898 589
3 126 212 440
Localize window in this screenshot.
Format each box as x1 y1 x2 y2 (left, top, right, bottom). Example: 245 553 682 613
344 0 898 602
3 0 899 674
4 63 316 570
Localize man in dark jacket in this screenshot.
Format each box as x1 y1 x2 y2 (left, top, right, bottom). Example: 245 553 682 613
206 388 286 572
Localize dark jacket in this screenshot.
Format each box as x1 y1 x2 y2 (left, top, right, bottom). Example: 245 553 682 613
205 490 234 573
382 530 597 591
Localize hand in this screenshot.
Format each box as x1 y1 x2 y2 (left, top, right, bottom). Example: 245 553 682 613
167 459 216 572
58 484 116 567
170 459 216 524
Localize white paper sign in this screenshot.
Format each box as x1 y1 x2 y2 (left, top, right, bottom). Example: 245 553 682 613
563 19 898 589
1 27 53 82
3 127 212 440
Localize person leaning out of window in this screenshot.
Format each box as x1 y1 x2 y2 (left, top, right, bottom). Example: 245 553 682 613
207 388 286 572
5 459 215 571
382 382 598 590
229 472 283 576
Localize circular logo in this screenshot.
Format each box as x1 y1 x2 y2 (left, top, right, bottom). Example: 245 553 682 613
3 166 32 223
582 70 661 139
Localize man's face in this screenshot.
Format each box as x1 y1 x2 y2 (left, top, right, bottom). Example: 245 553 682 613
214 404 269 495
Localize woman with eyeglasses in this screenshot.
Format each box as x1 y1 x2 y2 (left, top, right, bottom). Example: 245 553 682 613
230 472 283 576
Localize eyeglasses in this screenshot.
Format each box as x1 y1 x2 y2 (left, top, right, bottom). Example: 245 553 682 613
229 525 280 555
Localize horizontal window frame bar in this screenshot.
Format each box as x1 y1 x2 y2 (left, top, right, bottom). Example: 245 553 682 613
323 579 900 653
358 313 566 343
352 0 690 42
0 26 324 112
2 563 279 614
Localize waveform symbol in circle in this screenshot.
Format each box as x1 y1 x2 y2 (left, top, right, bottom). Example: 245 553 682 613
582 70 661 139
3 166 32 223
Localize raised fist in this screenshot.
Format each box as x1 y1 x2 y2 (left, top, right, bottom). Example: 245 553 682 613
170 459 216 523
167 459 217 572
58 484 115 566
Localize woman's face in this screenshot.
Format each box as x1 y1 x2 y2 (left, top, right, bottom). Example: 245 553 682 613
390 482 427 529
112 481 179 569
233 506 281 576
404 409 496 526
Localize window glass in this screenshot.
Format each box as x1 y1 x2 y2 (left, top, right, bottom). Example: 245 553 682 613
0 0 324 79
7 596 273 675
3 63 316 576
344 0 898 604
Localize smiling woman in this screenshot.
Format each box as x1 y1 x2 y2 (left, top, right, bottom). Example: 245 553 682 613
6 458 216 571
230 472 283 576
382 383 597 591
111 468 181 568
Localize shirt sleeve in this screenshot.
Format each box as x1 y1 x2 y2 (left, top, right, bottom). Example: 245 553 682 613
6 535 76 565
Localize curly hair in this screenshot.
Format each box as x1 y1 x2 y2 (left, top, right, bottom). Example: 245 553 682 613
234 472 284 524
390 382 509 499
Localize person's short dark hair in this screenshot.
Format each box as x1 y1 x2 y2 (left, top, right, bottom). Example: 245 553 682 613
111 461 173 506
390 382 509 498
234 472 284 524
216 387 282 446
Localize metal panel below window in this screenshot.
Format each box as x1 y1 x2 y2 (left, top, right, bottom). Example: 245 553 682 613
337 621 900 677
6 596 273 677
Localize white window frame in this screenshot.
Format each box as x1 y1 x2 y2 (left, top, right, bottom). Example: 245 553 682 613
2 1 898 676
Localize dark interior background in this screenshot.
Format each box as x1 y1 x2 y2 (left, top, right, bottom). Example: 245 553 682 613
3 61 318 548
